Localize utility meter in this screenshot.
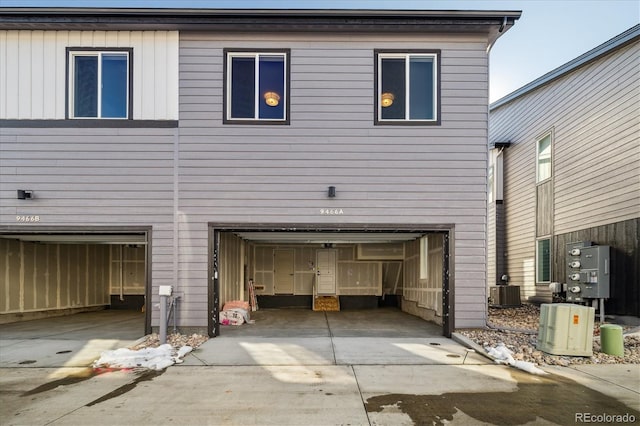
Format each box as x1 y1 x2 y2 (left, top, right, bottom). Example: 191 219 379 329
565 242 610 302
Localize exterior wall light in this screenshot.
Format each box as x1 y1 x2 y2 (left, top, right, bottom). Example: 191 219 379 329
17 190 34 199
264 91 280 107
381 92 394 107
328 186 336 198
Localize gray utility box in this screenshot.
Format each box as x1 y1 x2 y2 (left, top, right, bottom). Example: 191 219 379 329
565 242 610 302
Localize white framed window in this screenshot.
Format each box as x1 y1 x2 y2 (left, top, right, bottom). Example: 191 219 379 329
536 238 551 283
536 132 552 182
67 48 131 119
375 50 440 124
224 50 289 123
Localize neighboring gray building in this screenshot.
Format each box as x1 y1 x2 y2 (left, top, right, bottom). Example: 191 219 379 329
0 7 520 336
488 25 640 316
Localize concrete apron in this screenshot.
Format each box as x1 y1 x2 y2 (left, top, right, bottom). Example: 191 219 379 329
3 364 639 425
2 309 639 425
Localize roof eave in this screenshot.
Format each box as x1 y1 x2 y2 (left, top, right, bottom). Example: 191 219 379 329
490 24 640 111
0 8 521 34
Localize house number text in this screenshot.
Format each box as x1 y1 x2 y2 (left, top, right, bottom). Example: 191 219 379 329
320 209 344 215
16 215 40 222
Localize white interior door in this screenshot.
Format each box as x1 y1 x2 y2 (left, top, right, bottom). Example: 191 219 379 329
274 249 294 294
316 249 337 295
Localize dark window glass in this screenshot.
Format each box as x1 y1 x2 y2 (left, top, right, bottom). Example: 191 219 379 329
537 239 551 282
74 56 98 117
101 54 128 118
231 57 256 119
258 56 285 120
381 58 405 120
409 57 434 120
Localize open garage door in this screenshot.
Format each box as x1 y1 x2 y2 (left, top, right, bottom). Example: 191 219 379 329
0 228 151 335
209 224 453 338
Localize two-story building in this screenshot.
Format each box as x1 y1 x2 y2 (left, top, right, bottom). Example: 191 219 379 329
0 7 520 337
488 25 639 318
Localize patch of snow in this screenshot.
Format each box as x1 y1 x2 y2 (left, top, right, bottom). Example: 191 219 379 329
93 344 193 371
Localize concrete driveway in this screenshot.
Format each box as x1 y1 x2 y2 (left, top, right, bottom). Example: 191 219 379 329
1 308 639 425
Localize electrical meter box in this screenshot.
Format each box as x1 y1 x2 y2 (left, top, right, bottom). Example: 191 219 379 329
537 303 594 356
565 242 610 302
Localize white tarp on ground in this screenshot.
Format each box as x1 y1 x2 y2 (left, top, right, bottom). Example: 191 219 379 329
93 344 192 371
486 343 548 375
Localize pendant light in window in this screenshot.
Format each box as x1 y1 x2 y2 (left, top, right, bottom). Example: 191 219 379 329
264 91 281 107
381 92 394 107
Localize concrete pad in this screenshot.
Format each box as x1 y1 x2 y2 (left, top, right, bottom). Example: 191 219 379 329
44 366 369 425
0 367 139 426
354 364 518 396
180 337 336 366
333 337 489 365
0 338 141 368
545 365 640 411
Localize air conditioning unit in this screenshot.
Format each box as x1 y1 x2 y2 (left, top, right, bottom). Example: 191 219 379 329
537 303 594 356
489 285 521 307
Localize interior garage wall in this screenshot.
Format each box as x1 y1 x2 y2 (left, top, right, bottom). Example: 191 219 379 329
1 238 110 318
109 245 146 296
218 232 244 307
402 234 444 324
249 243 385 297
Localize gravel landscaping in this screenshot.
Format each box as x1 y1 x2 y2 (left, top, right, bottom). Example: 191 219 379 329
458 304 640 366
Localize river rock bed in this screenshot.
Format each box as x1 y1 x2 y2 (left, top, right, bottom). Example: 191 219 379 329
131 332 209 351
458 304 640 365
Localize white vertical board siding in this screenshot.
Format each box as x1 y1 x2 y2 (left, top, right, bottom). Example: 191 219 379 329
490 40 640 301
0 30 178 120
179 32 490 328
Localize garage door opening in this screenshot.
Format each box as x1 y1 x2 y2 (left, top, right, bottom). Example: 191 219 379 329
209 224 453 338
0 229 151 336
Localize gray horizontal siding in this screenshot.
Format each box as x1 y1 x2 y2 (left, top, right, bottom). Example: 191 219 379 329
0 126 178 324
178 32 491 328
490 39 639 302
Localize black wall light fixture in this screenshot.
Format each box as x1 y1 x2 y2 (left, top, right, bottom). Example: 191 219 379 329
17 190 34 200
328 186 336 198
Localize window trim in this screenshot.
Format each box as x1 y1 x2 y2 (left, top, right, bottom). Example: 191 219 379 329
223 48 291 125
536 237 552 284
536 130 553 183
66 47 133 120
374 49 441 126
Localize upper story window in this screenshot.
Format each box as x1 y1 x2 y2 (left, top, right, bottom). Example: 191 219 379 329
375 50 440 125
67 48 132 119
224 50 290 124
536 132 552 182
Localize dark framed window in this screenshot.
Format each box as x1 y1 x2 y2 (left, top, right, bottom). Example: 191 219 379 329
536 238 551 283
67 48 132 119
224 49 290 124
375 50 440 125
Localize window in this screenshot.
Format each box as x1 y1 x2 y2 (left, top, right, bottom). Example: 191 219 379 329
537 133 552 182
225 50 289 123
67 48 131 119
536 238 551 283
375 51 440 124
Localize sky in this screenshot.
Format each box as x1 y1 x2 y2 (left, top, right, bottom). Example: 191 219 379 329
1 0 639 102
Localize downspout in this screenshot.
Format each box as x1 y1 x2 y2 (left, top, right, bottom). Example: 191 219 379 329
486 16 509 53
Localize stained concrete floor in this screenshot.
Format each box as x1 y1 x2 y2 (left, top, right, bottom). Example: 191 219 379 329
1 308 639 425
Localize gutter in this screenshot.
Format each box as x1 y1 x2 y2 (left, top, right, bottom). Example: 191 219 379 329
0 8 521 33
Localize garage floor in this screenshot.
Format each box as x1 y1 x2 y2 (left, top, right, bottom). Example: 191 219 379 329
0 310 145 368
220 307 443 338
